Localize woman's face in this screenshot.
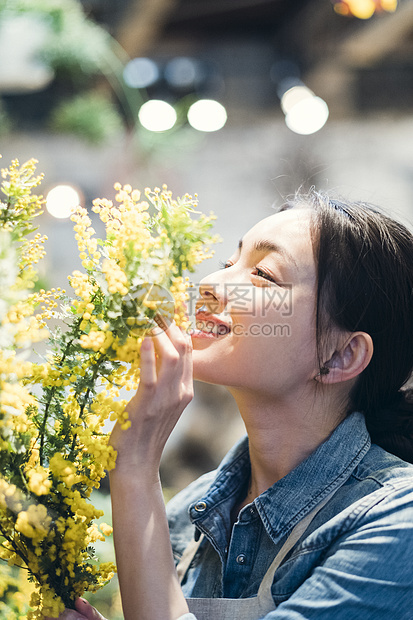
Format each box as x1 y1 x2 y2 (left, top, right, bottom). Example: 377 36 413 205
191 208 319 398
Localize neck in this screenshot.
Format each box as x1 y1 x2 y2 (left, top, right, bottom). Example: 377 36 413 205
228 385 345 502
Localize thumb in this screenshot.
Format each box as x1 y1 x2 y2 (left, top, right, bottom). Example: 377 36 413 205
74 599 107 620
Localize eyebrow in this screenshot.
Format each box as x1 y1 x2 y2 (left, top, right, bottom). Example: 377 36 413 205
238 238 298 269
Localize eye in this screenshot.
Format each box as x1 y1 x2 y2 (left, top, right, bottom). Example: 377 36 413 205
254 267 278 284
218 260 233 269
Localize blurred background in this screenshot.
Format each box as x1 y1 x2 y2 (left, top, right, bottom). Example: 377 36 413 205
2 0 413 495
1 0 413 613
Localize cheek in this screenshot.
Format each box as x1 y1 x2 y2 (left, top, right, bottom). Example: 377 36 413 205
227 287 293 334
287 296 319 366
259 286 293 320
246 289 317 360
192 287 317 386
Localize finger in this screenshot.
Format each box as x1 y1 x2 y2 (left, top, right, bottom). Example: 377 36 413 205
161 320 189 353
75 598 107 620
160 325 193 403
181 330 194 387
139 337 157 387
164 323 193 377
150 325 183 375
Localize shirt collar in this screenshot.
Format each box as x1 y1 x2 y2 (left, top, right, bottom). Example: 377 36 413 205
190 411 370 545
255 411 371 541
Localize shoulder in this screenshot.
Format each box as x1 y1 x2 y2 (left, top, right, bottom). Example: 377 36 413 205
330 442 413 526
301 443 413 558
353 441 413 487
274 459 413 613
320 448 413 550
274 479 413 619
323 478 413 589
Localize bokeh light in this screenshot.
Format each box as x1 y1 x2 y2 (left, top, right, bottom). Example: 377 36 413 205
281 85 329 135
138 100 177 132
187 99 227 132
123 58 160 89
46 185 80 219
164 57 202 89
332 0 397 19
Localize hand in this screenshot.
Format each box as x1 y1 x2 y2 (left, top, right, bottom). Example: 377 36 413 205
110 321 193 474
45 597 107 620
107 323 193 619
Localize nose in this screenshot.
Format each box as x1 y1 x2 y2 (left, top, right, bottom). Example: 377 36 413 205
197 284 224 315
197 272 229 315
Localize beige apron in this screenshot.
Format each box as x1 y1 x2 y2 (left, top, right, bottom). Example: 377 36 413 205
177 492 334 620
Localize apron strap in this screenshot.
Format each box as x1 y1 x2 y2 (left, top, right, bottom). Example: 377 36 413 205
177 534 204 584
256 491 336 612
177 487 337 608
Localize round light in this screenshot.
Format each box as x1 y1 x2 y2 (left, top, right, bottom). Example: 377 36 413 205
138 100 177 132
381 0 397 10
46 185 80 219
333 0 396 18
281 86 313 115
164 57 199 89
346 0 376 19
284 96 329 135
187 99 227 132
123 58 159 89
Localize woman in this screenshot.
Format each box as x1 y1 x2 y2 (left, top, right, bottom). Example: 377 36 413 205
56 190 413 620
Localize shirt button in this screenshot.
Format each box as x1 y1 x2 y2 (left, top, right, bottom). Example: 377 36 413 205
236 554 246 565
194 501 207 512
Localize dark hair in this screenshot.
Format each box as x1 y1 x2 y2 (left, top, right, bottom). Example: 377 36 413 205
291 190 413 462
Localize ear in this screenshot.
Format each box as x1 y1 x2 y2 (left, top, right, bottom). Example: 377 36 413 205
318 331 374 385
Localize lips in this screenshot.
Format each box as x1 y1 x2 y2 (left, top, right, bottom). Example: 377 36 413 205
193 310 231 338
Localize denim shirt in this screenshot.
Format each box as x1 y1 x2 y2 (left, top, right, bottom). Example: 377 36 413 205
167 412 413 619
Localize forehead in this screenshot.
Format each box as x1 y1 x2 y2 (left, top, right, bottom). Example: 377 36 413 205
241 208 314 265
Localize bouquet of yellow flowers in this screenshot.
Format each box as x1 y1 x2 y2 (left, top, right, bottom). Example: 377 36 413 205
0 158 217 618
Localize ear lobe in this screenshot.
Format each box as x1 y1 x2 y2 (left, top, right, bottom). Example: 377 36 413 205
319 332 374 385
